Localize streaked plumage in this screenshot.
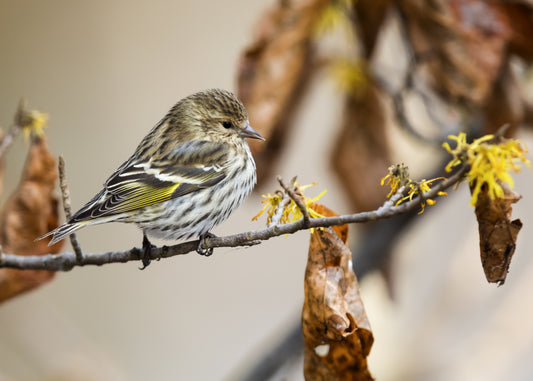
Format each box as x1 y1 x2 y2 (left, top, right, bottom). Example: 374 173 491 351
40 89 263 261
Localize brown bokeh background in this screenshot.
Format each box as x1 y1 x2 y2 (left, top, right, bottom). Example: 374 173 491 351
1 1 533 380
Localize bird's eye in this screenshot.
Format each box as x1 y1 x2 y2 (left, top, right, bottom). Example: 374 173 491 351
222 121 233 129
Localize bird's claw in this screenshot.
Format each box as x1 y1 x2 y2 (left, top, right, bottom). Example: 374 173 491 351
197 233 216 256
140 234 156 270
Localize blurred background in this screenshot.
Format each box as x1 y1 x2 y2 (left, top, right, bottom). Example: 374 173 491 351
0 0 532 380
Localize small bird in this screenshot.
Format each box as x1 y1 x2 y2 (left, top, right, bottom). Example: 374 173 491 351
40 89 264 267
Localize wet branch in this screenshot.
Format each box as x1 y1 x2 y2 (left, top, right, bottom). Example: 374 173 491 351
0 166 468 272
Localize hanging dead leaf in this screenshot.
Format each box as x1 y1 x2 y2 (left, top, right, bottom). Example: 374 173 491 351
481 64 525 136
473 182 522 285
480 2 533 135
302 203 374 380
310 202 348 243
331 80 390 212
400 0 511 106
354 0 392 58
497 2 533 61
237 0 330 184
0 137 61 302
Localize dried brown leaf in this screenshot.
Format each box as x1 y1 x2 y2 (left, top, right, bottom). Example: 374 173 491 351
354 0 392 58
310 202 347 243
0 137 61 302
302 204 374 380
473 182 522 285
481 64 525 136
401 0 511 105
237 0 330 184
480 3 533 135
497 2 533 61
331 81 390 212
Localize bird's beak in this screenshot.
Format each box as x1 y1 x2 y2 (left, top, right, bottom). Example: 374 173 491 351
241 123 265 141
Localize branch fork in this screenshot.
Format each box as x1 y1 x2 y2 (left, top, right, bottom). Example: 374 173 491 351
276 176 311 228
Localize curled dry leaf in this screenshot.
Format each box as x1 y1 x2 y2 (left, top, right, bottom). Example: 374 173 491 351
331 81 390 212
237 0 330 184
302 203 374 380
0 137 61 302
473 182 522 285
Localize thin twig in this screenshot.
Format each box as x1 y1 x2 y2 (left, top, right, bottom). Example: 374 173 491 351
0 124 22 159
58 156 83 262
277 176 310 227
0 99 28 159
0 166 468 272
376 184 407 214
375 17 462 146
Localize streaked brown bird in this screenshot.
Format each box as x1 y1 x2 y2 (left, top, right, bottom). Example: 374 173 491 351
39 89 264 267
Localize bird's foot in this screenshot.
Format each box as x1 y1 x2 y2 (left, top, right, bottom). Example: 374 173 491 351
140 234 156 270
197 232 216 257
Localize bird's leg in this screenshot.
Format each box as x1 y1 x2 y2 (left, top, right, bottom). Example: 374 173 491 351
140 233 156 270
197 232 216 256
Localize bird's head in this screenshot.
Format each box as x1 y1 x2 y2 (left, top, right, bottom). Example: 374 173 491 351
169 89 264 144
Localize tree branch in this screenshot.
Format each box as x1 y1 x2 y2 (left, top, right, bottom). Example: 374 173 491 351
58 155 83 262
0 124 21 159
0 166 468 272
277 176 311 227
0 99 27 159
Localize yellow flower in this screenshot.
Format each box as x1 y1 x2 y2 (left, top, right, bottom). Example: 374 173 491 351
253 192 278 221
21 110 49 139
253 182 327 226
381 163 410 197
313 0 356 37
381 163 446 214
443 132 530 205
396 177 446 214
330 59 368 98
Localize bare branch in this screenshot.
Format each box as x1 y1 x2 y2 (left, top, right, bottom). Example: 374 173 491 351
0 124 21 159
0 166 468 271
58 156 83 262
387 56 455 145
0 99 27 159
376 33 463 146
277 176 311 227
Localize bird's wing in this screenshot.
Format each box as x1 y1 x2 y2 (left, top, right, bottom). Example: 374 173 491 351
71 140 232 220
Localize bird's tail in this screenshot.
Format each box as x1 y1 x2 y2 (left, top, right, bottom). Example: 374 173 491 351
36 221 90 246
